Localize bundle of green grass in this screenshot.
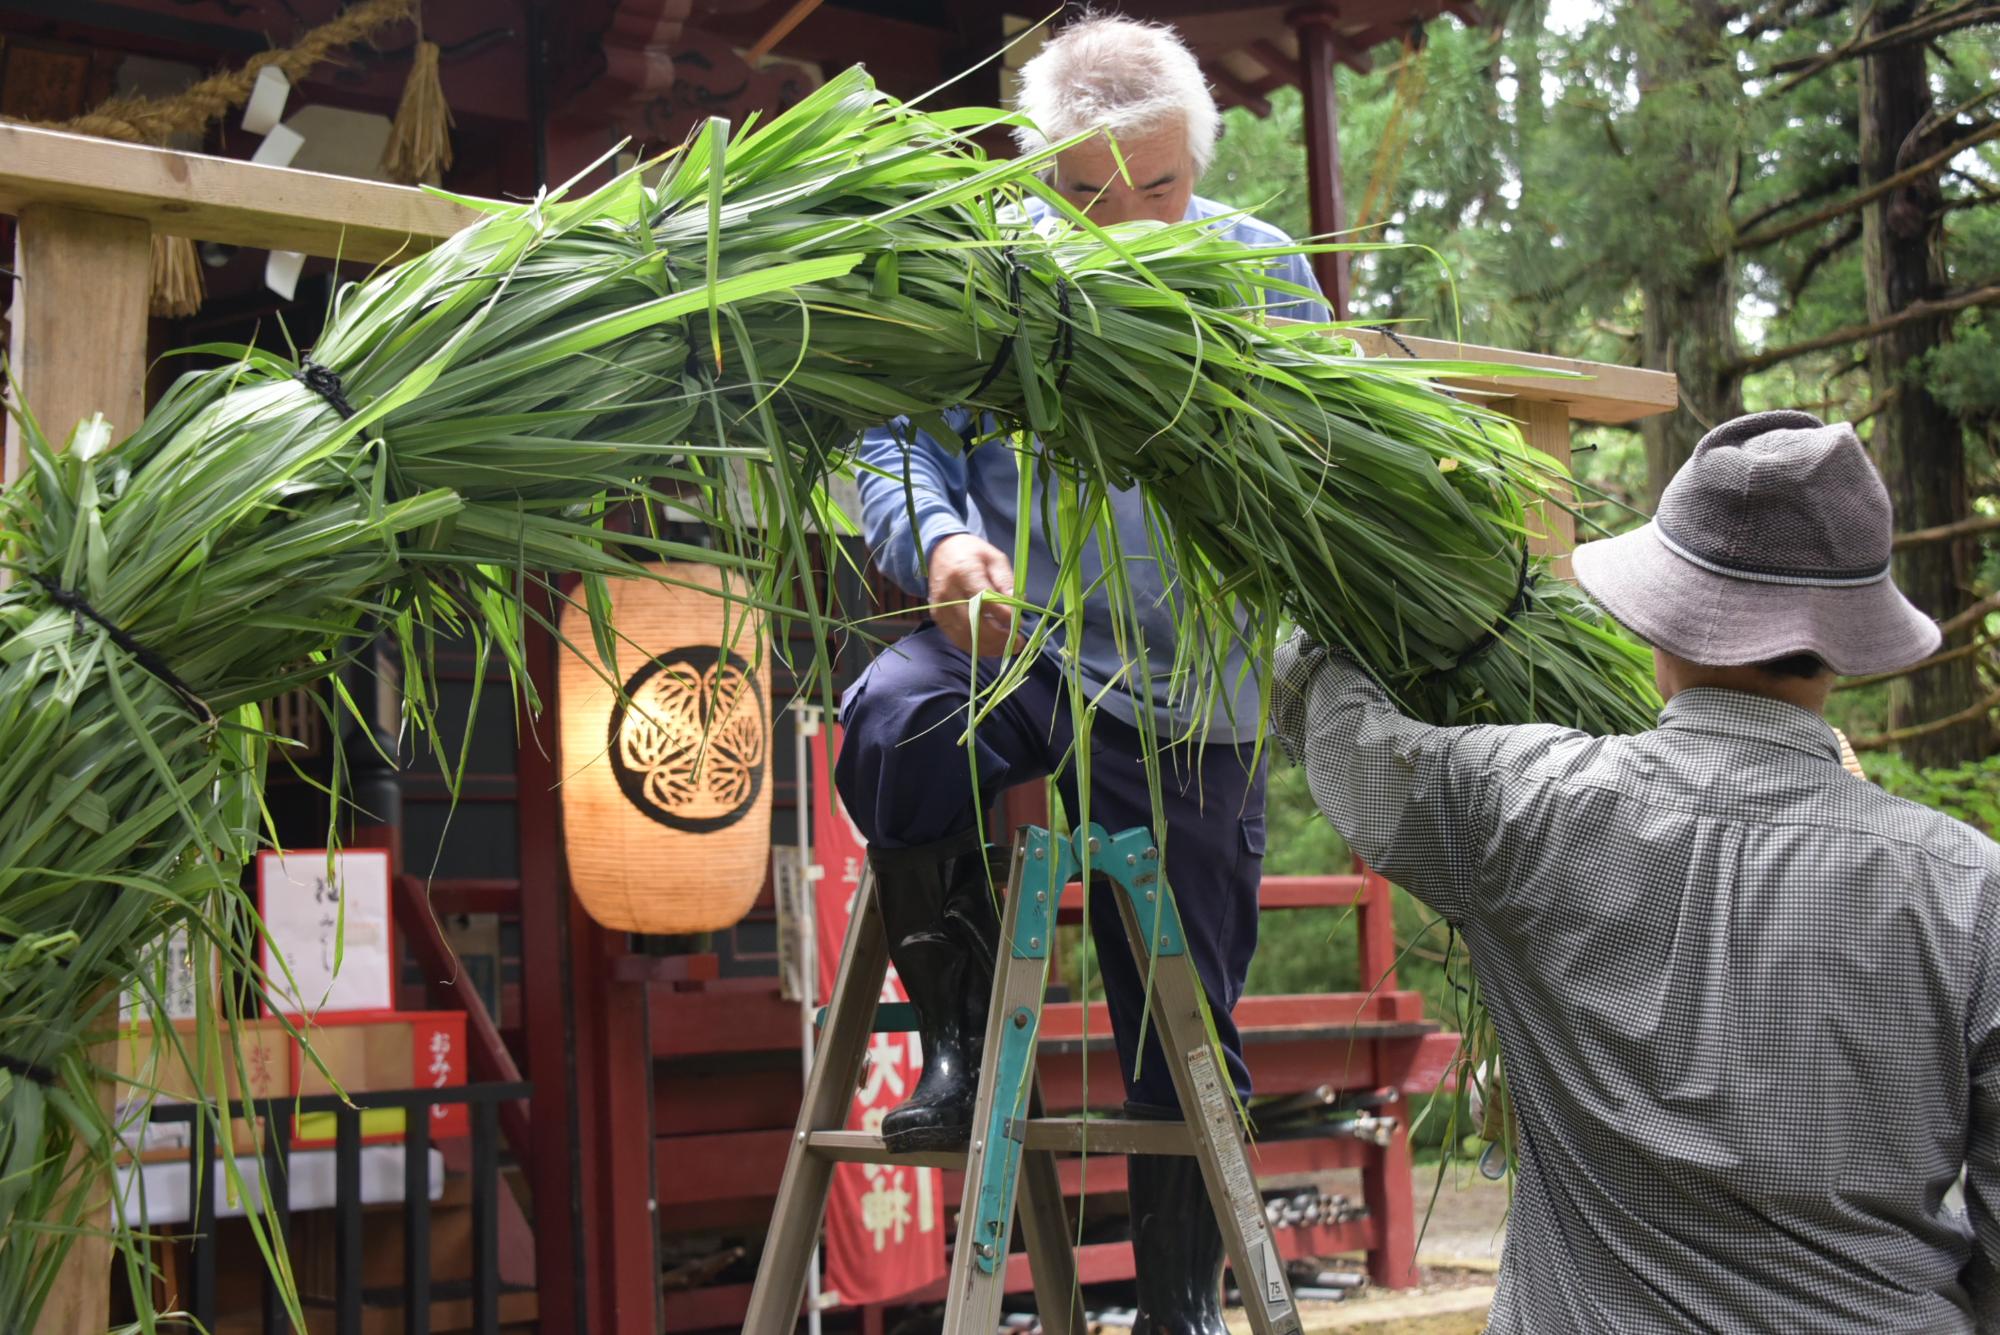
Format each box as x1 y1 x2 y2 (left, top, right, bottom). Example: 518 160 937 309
0 66 1651 1325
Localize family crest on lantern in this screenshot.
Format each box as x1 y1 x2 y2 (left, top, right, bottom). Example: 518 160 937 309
557 563 774 934
609 645 768 832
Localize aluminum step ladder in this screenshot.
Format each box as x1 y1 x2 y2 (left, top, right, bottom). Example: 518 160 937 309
743 823 1304 1335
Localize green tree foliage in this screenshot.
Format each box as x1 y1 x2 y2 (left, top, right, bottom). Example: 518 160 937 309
1206 0 2000 534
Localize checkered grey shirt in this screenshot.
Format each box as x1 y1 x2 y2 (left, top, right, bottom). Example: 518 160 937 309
1271 632 2000 1333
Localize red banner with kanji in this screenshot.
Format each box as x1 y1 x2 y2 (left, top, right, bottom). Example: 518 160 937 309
809 724 947 1306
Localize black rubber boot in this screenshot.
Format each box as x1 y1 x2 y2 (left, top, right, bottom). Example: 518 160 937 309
870 833 1003 1153
1129 1152 1229 1335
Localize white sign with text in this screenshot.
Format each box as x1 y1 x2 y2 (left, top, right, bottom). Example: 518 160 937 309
257 850 393 1016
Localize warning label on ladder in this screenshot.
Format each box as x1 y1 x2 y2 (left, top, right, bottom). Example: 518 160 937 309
1185 1043 1299 1332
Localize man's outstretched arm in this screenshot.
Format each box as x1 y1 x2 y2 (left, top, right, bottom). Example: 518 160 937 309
1269 631 1580 923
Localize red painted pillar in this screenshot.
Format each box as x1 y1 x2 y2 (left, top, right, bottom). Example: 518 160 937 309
1291 5 1353 318
1362 1094 1420 1288
519 598 590 1331
1355 859 1417 1286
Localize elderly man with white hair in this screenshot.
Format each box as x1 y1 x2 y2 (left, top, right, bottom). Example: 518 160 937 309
833 14 1326 1331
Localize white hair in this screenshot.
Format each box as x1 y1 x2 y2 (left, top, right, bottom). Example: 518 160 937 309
1012 14 1221 177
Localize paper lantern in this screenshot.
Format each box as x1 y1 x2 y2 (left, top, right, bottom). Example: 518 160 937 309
557 563 772 933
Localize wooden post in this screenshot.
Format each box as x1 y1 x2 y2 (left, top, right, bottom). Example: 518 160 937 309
6 205 151 1335
30 1029 124 1335
1499 398 1577 579
4 206 150 480
1354 862 1416 1289
1291 5 1351 318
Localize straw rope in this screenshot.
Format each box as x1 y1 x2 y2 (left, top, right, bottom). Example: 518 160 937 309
149 233 205 320
41 0 413 147
3 0 414 316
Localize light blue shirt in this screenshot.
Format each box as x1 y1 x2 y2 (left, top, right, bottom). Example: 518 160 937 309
856 196 1328 742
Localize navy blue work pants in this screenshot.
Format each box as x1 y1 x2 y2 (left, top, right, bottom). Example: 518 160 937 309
835 624 1266 1109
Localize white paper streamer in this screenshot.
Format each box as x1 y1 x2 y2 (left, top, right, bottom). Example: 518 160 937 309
264 250 306 301
250 121 305 168
241 66 291 136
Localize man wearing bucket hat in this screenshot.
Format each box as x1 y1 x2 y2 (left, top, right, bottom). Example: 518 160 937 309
1272 410 2000 1330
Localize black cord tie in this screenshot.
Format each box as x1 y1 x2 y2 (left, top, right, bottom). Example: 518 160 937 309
967 250 1027 403
31 575 217 728
1441 545 1537 673
1049 276 1077 399
1368 324 1421 359
296 361 357 420
0 1053 59 1088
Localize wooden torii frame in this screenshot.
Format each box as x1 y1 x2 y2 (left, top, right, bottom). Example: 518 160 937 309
0 119 1674 1333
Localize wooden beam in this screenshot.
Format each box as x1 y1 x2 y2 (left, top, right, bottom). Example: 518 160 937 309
1336 29 1384 73
746 0 827 62
1129 0 1465 49
1346 330 1680 423
1202 60 1275 117
1250 36 1303 84
0 124 477 265
697 5 957 97
1258 20 1388 75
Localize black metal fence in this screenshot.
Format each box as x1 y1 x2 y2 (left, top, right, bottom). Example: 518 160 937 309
144 1081 530 1335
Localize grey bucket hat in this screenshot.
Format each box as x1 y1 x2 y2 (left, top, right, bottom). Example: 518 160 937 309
1571 410 1941 676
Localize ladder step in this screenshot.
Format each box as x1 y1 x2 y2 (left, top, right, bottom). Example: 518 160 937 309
1023 1117 1197 1156
804 1118 1197 1168
805 1131 964 1169
812 1001 918 1033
